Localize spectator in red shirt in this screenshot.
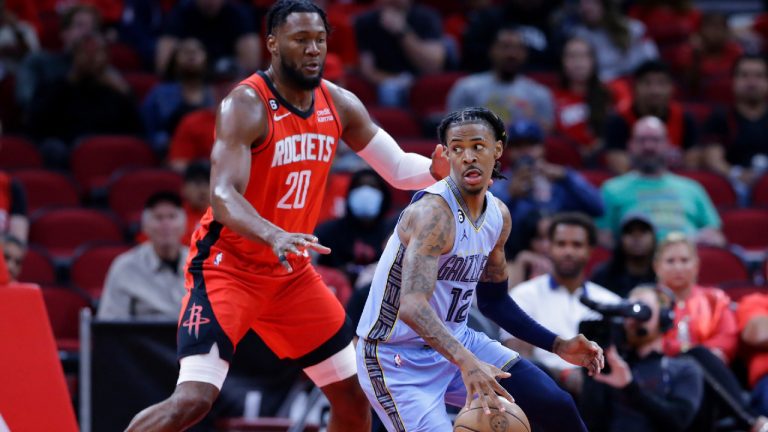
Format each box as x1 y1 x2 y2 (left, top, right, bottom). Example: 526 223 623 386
553 37 614 162
167 108 216 172
738 293 768 417
628 0 701 47
673 12 743 97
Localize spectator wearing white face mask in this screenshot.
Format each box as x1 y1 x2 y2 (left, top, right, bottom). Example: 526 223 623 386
314 169 394 284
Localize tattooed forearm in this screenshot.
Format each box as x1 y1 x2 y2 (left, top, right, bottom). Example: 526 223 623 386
405 301 470 365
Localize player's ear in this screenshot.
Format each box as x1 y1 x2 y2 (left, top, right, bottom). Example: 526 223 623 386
266 34 278 57
494 140 503 160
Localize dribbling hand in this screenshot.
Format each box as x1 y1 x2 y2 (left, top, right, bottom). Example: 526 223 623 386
270 232 330 273
460 357 515 415
553 334 605 376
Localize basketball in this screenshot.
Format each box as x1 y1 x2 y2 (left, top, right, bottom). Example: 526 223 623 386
454 396 530 432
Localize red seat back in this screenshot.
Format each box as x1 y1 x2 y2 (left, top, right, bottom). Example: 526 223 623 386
697 246 751 286
677 170 737 209
545 136 583 168
409 72 467 117
369 107 422 139
30 208 124 258
722 208 768 251
70 135 156 192
586 246 612 276
124 72 160 103
753 174 768 208
108 169 183 225
579 170 613 188
0 136 42 170
70 244 131 299
19 247 56 285
41 286 90 351
13 169 80 213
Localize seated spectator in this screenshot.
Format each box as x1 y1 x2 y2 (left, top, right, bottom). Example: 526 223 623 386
604 61 699 173
354 0 446 107
2 234 24 282
142 37 214 154
16 4 105 108
502 213 621 393
490 120 604 247
655 233 736 363
447 25 554 131
314 169 394 284
655 232 767 431
98 192 188 320
181 161 210 246
553 36 618 161
580 285 704 432
702 55 768 206
672 12 742 97
505 209 553 288
591 213 657 298
462 0 559 71
26 32 142 146
0 170 27 242
167 108 216 172
570 0 659 81
598 117 724 247
738 293 768 417
0 0 39 77
156 0 260 79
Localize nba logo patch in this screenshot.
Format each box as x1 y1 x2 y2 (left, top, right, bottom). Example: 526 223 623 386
214 252 223 266
394 353 403 368
457 209 465 223
269 99 279 111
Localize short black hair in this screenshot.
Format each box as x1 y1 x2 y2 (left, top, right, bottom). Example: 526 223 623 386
437 107 508 179
633 60 672 81
144 191 183 210
547 212 597 247
265 0 330 36
732 54 768 77
184 160 211 183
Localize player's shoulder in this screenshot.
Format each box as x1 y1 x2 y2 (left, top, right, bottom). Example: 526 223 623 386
403 192 452 222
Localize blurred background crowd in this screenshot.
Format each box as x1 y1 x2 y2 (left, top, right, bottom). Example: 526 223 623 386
3 0 768 430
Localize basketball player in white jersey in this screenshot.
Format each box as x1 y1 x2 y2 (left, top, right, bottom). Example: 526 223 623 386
356 107 604 432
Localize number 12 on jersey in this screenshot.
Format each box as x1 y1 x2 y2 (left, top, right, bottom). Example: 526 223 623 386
446 287 474 323
277 170 311 209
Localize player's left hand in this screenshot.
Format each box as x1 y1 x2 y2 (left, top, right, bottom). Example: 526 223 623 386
553 334 604 376
429 144 450 181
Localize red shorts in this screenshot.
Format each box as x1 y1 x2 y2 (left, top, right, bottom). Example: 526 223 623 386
177 237 351 367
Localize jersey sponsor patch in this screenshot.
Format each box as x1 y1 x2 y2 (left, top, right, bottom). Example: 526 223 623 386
316 107 334 123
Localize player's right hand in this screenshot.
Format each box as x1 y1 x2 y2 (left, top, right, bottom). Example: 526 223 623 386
270 232 331 273
460 358 514 415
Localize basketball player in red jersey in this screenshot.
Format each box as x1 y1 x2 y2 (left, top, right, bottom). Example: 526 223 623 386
125 1 449 431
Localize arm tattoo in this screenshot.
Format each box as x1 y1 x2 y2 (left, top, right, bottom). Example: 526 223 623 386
479 198 511 283
399 196 470 365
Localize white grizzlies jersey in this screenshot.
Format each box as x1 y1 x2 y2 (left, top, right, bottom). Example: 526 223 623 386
357 177 504 345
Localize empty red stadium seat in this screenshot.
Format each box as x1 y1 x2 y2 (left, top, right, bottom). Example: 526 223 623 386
697 246 751 286
0 136 42 169
721 284 767 302
722 208 768 251
124 72 160 103
108 42 143 72
70 244 131 299
409 72 466 118
18 247 56 285
344 73 377 106
13 169 80 213
579 170 613 188
544 136 583 168
753 174 768 208
30 209 124 258
70 135 156 192
107 169 183 225
677 170 737 209
41 286 90 351
369 107 422 139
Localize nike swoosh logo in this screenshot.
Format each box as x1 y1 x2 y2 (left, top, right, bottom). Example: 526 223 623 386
273 112 291 121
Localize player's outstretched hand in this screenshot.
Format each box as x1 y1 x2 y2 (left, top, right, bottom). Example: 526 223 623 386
554 334 604 376
460 357 514 415
270 232 331 272
592 346 632 389
429 144 450 180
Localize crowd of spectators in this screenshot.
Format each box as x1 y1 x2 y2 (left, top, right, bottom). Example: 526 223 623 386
3 0 768 430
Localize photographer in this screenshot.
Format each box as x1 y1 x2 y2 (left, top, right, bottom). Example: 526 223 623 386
580 285 704 432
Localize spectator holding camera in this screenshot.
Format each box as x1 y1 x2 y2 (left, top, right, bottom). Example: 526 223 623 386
580 285 704 432
490 119 604 249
